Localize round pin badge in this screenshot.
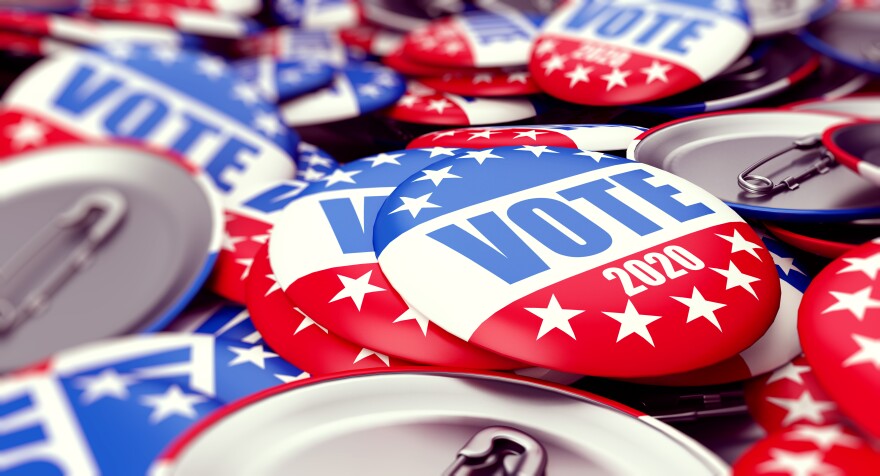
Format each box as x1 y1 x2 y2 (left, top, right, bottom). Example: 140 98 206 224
629 109 880 222
798 238 880 438
339 24 405 58
407 124 646 152
0 143 222 373
733 424 880 476
279 62 406 127
233 56 335 103
2 43 298 201
800 8 880 75
154 370 729 475
529 0 753 106
789 93 880 119
247 243 416 375
822 121 880 187
765 219 879 258
386 81 538 126
418 68 542 97
86 3 261 40
269 148 522 369
401 10 542 68
272 0 360 29
745 0 837 37
374 146 781 377
634 231 811 387
744 355 845 433
633 35 821 116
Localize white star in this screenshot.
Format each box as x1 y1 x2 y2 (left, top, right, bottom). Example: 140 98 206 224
640 60 671 84
264 273 282 296
713 0 741 13
251 234 269 245
420 146 459 158
443 41 464 55
222 232 246 252
822 286 880 320
364 152 404 167
321 168 361 187
104 42 134 60
392 308 430 336
540 54 566 75
390 193 441 218
75 369 137 405
710 260 760 298
602 300 662 346
838 253 880 280
770 250 804 276
524 294 584 340
358 83 382 98
430 130 457 140
575 150 606 162
515 145 558 158
279 68 303 84
329 270 386 311
415 165 461 187
472 73 493 84
196 55 227 80
766 390 838 426
253 111 284 138
766 361 812 385
6 117 49 150
512 130 546 141
426 98 453 114
293 307 328 334
227 344 278 369
151 44 180 65
671 287 727 331
232 82 262 105
397 93 420 108
564 64 594 88
140 385 207 424
467 130 495 140
843 334 880 369
298 167 326 181
353 348 391 366
757 449 839 476
785 425 862 451
304 153 333 168
275 372 310 383
507 72 529 83
236 258 254 280
717 230 764 260
459 149 502 165
534 38 558 56
419 36 439 50
600 68 631 91
373 72 398 88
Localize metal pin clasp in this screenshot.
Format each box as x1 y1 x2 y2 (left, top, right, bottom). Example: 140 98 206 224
442 426 547 476
737 135 837 196
0 189 127 334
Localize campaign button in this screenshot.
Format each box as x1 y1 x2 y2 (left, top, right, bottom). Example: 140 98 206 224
373 146 781 377
823 121 880 187
402 10 543 68
408 124 645 151
635 230 810 386
2 44 299 200
272 0 360 29
280 62 406 127
530 0 752 105
798 238 880 438
418 68 542 96
733 424 880 476
269 148 522 369
247 243 416 375
233 56 335 103
745 355 845 433
386 81 538 126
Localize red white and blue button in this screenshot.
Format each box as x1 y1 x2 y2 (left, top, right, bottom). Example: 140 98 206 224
233 56 335 103
387 81 538 126
408 124 646 151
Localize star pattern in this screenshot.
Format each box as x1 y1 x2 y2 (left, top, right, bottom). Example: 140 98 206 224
329 271 386 311
353 348 391 366
766 390 838 426
516 145 558 158
264 273 282 297
671 287 727 331
293 307 329 334
838 253 880 280
321 168 361 187
822 286 880 320
770 250 804 276
392 308 430 336
842 334 880 369
784 425 861 451
640 61 671 84
364 152 404 167
5 117 49 150
420 146 459 158
756 449 840 476
75 369 137 405
710 260 760 298
564 64 593 88
717 230 764 260
390 193 441 218
196 56 226 80
766 361 812 385
415 166 461 187
600 68 631 91
140 385 207 424
602 300 662 346
524 294 584 340
458 149 502 165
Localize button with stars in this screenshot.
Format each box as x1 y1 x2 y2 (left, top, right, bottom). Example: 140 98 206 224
798 238 880 439
373 145 781 377
85 2 262 40
2 42 299 201
529 0 752 106
0 332 306 475
268 148 522 369
386 81 538 126
407 124 645 152
279 61 405 127
418 68 542 97
208 142 338 304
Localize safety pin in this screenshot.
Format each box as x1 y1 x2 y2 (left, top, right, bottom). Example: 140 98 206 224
443 426 547 476
737 135 837 196
0 189 127 334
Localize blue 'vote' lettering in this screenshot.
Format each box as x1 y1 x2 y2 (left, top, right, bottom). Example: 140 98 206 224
53 65 263 192
564 0 713 54
241 181 308 214
320 195 387 254
428 168 713 284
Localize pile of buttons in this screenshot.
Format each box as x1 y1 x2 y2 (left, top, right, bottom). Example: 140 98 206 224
0 0 879 474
